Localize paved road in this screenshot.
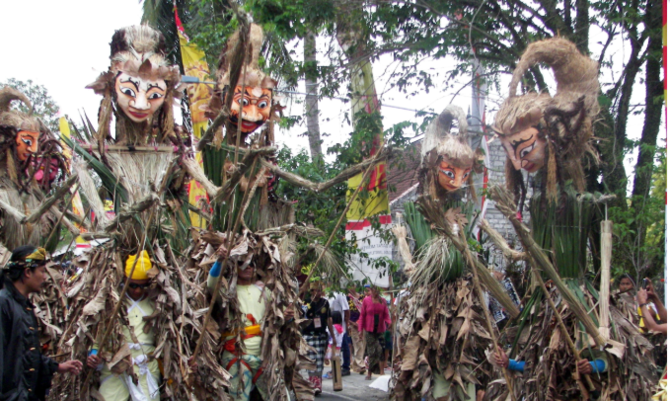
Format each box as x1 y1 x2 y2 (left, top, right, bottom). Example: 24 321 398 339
316 371 389 400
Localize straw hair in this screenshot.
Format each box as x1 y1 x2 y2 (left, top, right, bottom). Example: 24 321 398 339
494 37 600 193
86 25 180 145
216 23 277 91
0 87 40 132
419 104 476 200
110 25 167 70
421 104 474 169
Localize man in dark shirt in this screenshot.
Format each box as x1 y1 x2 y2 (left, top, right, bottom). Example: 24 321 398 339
302 281 335 395
1 246 82 401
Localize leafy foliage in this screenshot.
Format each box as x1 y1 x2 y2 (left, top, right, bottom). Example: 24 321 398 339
610 146 666 282
274 145 352 277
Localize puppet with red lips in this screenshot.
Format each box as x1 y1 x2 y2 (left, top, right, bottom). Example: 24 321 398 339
207 24 278 146
0 87 68 250
419 104 483 202
87 25 181 145
493 37 601 202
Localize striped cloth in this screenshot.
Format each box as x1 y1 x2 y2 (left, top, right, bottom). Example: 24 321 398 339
304 332 329 376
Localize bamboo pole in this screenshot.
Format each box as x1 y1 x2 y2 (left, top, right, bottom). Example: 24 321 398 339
459 228 516 399
260 147 390 194
43 183 81 247
23 174 78 224
599 219 613 340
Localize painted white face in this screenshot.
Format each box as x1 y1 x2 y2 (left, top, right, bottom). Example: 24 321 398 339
114 72 167 123
499 127 547 173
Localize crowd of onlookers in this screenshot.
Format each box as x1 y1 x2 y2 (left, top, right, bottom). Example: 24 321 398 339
300 282 394 394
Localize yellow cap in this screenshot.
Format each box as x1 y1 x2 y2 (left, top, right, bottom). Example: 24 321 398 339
125 250 152 280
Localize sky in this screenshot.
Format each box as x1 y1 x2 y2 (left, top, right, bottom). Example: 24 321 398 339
0 0 144 122
0 0 660 191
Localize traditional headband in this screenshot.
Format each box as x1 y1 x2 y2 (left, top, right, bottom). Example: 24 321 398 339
5 247 48 270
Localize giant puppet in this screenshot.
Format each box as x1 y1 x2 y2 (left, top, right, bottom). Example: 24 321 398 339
49 25 232 401
182 21 395 400
0 88 74 251
391 105 520 400
483 37 658 401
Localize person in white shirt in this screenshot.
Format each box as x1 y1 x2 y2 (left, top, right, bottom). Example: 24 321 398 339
328 291 351 375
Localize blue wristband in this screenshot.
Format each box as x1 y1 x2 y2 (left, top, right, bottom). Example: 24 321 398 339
210 260 222 277
88 349 98 356
589 359 606 373
507 359 525 372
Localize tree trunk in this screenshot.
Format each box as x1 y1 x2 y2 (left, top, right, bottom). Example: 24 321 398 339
629 0 663 242
601 49 643 206
304 30 323 164
573 0 590 53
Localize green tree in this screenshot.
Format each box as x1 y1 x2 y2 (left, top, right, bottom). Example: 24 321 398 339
2 78 60 132
142 0 663 278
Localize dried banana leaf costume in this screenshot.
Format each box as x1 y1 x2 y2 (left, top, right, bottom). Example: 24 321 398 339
392 106 512 401
49 25 230 401
184 22 315 401
0 88 69 251
487 37 658 401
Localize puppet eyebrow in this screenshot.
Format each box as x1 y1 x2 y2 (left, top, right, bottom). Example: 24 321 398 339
147 83 165 91
120 77 140 90
243 88 270 99
510 135 534 151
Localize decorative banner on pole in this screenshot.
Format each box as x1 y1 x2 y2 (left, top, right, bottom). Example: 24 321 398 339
59 117 90 249
175 6 212 228
338 25 393 288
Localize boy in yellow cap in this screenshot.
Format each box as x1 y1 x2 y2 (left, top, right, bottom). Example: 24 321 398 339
86 250 161 401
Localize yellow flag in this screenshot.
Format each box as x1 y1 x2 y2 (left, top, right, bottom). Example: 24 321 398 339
176 7 212 228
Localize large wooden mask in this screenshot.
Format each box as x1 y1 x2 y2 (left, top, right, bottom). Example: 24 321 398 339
114 72 167 123
498 126 546 173
229 85 272 134
437 157 472 192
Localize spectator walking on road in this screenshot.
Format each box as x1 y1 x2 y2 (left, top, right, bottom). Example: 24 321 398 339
347 285 366 374
328 290 351 376
359 286 391 380
303 281 336 395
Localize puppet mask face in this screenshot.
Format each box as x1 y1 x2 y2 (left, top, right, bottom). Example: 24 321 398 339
437 158 471 192
499 127 546 173
115 72 167 123
229 85 272 134
16 130 39 161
